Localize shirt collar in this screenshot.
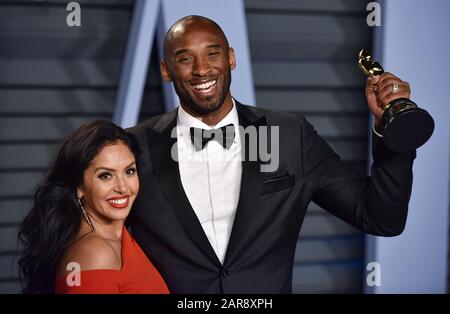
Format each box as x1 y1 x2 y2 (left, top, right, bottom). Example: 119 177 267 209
177 98 239 130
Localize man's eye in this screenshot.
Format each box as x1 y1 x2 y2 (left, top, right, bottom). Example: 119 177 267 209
98 172 112 180
209 52 219 56
179 57 193 63
126 167 137 176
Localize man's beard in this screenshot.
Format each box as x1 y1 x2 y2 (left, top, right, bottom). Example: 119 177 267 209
173 69 232 115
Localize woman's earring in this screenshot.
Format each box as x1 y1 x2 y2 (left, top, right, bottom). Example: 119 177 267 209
78 197 94 230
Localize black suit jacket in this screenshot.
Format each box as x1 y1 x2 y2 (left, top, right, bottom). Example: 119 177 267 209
127 101 415 293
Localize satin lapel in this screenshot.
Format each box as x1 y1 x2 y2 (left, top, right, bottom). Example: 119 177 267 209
223 103 266 267
146 110 221 267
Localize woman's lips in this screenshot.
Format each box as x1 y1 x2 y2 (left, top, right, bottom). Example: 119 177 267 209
107 196 129 209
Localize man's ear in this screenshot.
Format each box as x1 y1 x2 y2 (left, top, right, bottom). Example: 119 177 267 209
228 47 236 70
160 61 172 82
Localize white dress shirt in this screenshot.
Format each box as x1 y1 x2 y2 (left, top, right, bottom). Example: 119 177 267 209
176 100 242 264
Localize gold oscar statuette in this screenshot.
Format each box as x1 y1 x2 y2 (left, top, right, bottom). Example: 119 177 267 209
358 49 434 152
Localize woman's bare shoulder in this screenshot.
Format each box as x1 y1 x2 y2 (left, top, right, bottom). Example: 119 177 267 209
57 233 121 276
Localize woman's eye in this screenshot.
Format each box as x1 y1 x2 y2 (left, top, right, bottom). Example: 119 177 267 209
126 167 137 176
98 172 112 180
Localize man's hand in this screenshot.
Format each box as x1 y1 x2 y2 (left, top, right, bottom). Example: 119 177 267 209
365 72 411 129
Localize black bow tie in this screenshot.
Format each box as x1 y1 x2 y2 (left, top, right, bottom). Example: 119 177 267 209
189 124 235 151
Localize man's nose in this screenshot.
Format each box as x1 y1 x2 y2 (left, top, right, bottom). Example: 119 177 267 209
192 58 211 76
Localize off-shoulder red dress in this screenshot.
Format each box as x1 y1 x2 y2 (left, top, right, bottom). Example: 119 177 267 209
55 227 169 294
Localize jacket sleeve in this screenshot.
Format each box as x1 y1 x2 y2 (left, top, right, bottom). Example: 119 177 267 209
301 116 416 236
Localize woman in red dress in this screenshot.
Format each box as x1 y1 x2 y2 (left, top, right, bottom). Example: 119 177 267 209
18 120 169 294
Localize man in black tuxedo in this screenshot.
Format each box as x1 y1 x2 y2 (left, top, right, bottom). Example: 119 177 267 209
127 15 415 293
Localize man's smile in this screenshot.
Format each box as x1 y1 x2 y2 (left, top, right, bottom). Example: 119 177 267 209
190 79 217 95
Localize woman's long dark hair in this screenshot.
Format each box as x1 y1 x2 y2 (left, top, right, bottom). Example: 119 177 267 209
17 119 140 294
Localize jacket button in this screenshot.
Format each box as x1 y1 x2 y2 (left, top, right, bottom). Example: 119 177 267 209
222 269 232 277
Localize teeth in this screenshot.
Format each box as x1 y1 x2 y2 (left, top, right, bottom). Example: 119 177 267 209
108 198 127 205
193 80 216 90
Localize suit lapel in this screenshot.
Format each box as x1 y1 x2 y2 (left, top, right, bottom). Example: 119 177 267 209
146 109 221 267
223 103 266 267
